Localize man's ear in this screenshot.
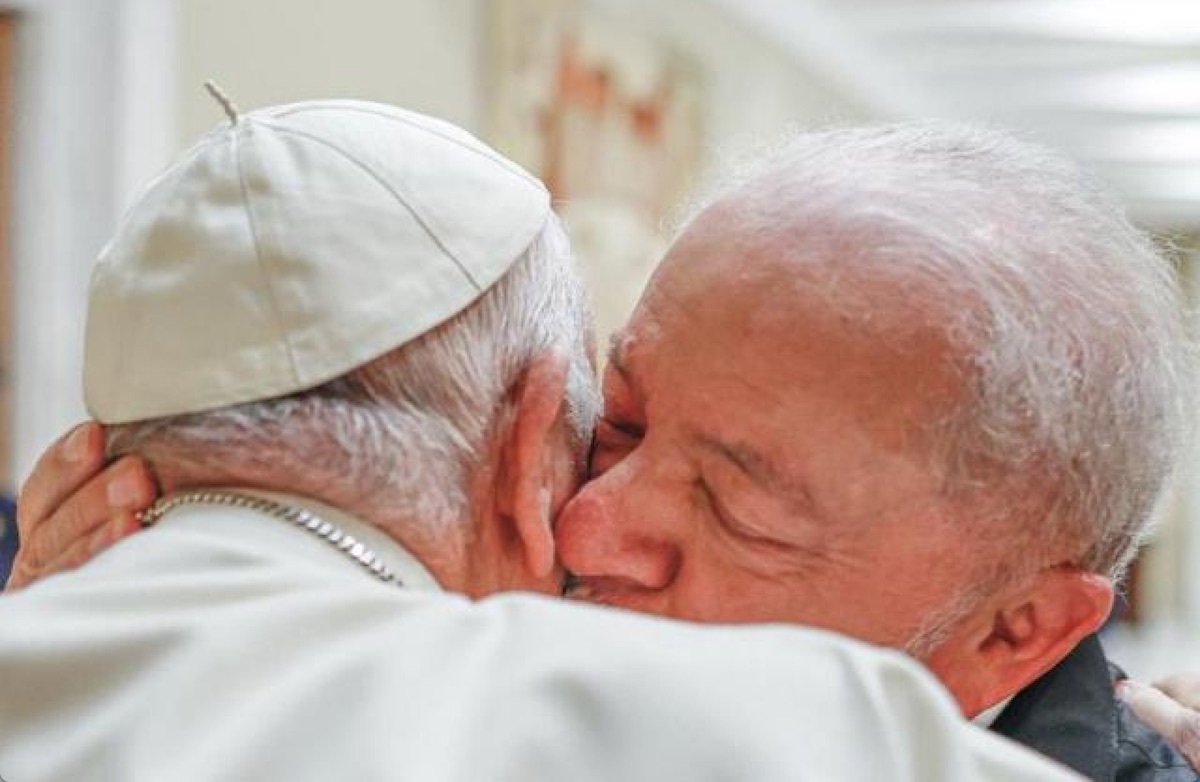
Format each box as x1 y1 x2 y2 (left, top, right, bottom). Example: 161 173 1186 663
929 568 1114 716
495 350 572 582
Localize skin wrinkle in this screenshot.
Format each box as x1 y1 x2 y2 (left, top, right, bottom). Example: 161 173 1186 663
694 434 823 528
692 449 832 572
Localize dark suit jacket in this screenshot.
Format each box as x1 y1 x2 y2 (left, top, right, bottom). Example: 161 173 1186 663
992 633 1197 781
0 495 15 585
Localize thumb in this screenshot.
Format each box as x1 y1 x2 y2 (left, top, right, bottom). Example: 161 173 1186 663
1117 679 1200 769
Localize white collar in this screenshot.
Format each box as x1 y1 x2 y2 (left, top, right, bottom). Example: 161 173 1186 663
972 695 1014 728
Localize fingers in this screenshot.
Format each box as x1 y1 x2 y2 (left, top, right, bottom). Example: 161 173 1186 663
24 511 144 587
24 455 154 569
1155 673 1200 711
16 422 107 541
5 555 40 592
6 456 158 591
1118 679 1200 769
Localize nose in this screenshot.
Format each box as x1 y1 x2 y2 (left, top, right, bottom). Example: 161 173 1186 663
554 464 683 593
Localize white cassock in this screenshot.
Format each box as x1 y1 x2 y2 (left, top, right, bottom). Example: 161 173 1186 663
0 491 1078 782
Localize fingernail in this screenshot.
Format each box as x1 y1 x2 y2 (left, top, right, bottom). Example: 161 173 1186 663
1115 679 1142 701
106 470 144 509
64 425 91 463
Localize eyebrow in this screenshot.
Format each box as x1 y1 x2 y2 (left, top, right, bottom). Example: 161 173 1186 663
696 434 822 521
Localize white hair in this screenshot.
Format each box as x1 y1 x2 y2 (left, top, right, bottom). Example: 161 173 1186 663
107 214 598 545
681 121 1195 585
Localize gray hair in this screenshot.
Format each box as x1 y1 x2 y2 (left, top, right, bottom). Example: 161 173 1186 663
682 121 1194 584
107 214 598 545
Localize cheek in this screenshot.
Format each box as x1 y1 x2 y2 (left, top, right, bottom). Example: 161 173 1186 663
785 572 947 648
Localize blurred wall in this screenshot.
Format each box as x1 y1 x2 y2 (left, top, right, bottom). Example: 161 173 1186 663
177 0 481 141
173 0 866 340
175 0 863 153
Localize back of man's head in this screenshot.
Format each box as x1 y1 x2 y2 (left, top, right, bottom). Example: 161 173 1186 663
89 98 597 572
107 215 596 547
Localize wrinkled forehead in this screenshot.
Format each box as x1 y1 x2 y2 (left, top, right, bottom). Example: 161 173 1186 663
648 204 964 356
627 207 972 457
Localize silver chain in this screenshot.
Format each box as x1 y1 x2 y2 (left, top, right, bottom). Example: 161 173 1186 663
137 491 403 588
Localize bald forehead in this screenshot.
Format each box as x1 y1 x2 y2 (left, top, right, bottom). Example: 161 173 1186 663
656 200 959 350
630 206 973 460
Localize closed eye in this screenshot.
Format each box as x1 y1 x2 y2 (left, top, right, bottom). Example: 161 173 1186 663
589 417 643 476
598 416 643 441
697 479 798 555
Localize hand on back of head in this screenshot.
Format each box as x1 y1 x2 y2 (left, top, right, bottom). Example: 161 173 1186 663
5 422 157 591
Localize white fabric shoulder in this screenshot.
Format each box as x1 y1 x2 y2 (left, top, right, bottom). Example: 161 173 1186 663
0 502 1078 782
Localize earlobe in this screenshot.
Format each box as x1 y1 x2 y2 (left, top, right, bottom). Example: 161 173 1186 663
523 485 556 579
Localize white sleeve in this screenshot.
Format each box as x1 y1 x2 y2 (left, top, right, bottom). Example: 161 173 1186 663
403 594 1082 782
0 562 1080 782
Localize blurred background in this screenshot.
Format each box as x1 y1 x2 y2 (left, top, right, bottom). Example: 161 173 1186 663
0 0 1195 672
